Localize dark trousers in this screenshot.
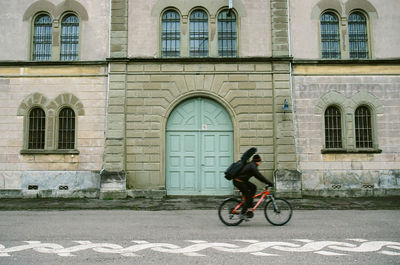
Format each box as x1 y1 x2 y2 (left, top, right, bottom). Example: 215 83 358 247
233 180 257 214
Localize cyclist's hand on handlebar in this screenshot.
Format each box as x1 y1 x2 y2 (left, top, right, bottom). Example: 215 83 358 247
265 184 274 189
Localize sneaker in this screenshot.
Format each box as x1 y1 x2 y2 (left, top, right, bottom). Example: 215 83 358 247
239 213 250 222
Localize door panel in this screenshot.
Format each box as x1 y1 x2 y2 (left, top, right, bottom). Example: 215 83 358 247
166 97 233 195
166 132 198 194
201 132 233 194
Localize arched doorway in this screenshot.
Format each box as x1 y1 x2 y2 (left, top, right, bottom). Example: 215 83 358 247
166 97 234 195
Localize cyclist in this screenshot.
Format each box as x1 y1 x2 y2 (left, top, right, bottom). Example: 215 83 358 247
233 154 274 221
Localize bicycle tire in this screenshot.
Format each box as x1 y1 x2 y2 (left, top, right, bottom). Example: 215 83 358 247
264 198 292 226
218 198 244 226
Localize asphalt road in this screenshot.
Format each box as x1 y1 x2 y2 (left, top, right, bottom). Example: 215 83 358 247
0 210 399 265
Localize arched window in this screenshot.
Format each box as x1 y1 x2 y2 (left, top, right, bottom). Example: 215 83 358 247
61 14 79 61
190 10 208 57
58 108 76 149
33 14 52 61
161 10 180 57
349 12 368 59
218 10 237 57
355 106 373 148
324 106 342 148
28 108 46 149
320 12 340 59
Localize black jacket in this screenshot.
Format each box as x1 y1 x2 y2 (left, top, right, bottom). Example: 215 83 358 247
236 161 273 186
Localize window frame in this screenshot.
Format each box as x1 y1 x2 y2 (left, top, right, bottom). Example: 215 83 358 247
19 93 83 155
320 11 341 59
217 9 238 58
57 107 77 150
27 107 46 150
32 13 53 61
189 9 209 57
323 105 345 150
354 105 374 149
348 10 370 59
60 12 80 61
160 9 181 58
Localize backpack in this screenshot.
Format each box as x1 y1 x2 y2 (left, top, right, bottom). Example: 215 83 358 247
224 147 257 180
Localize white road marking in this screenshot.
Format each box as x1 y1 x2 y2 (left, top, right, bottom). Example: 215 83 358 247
0 240 399 257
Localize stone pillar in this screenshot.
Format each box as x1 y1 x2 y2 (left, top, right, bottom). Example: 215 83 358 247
271 0 301 197
270 0 289 57
101 0 129 198
110 0 128 58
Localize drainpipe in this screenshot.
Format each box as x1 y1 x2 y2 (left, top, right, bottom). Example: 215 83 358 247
287 0 299 171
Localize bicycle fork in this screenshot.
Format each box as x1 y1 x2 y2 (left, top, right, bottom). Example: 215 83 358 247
269 196 281 213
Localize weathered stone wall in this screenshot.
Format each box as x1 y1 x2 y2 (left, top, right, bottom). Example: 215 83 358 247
102 59 296 192
293 64 400 196
289 0 400 59
127 0 272 57
0 0 109 61
0 64 107 197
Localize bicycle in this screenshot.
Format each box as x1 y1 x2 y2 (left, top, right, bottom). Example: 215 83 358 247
218 185 292 226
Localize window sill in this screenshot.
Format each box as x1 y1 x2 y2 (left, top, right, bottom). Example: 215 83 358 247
321 148 382 154
20 149 80 155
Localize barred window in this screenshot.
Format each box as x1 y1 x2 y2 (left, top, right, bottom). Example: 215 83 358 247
190 10 208 57
321 12 340 59
58 108 76 149
324 106 342 148
355 106 373 148
161 10 180 57
28 108 46 149
33 14 52 61
61 14 79 61
349 12 368 59
218 10 237 57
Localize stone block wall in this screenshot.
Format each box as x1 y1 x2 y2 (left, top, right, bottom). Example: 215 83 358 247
293 63 400 196
0 64 107 197
102 59 296 192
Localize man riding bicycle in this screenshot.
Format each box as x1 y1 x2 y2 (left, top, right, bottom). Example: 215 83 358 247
233 154 274 221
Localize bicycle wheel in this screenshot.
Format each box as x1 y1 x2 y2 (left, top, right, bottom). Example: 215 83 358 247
264 198 292 226
218 198 244 226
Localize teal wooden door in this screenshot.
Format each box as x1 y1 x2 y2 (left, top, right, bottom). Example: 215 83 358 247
166 98 233 195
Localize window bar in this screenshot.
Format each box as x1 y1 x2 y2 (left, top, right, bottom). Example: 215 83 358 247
349 12 368 59
162 11 180 57
61 15 79 61
33 15 52 61
321 13 340 59
58 108 75 149
325 106 342 148
190 10 208 57
29 108 45 149
355 106 372 148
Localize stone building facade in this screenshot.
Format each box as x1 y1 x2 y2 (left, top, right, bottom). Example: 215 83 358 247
0 0 109 197
290 0 400 196
0 0 399 198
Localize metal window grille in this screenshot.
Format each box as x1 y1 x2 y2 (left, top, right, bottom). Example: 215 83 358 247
61 15 79 61
58 108 75 149
321 12 340 59
355 106 373 148
161 10 180 57
33 15 52 61
218 10 237 57
324 106 342 148
28 108 46 149
190 10 208 57
349 12 368 59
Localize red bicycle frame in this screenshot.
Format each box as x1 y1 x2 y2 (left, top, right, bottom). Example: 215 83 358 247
232 188 271 213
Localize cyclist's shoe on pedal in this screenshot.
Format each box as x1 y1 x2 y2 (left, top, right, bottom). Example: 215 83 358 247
239 213 250 222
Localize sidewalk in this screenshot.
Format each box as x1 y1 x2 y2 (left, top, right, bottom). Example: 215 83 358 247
0 196 400 211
